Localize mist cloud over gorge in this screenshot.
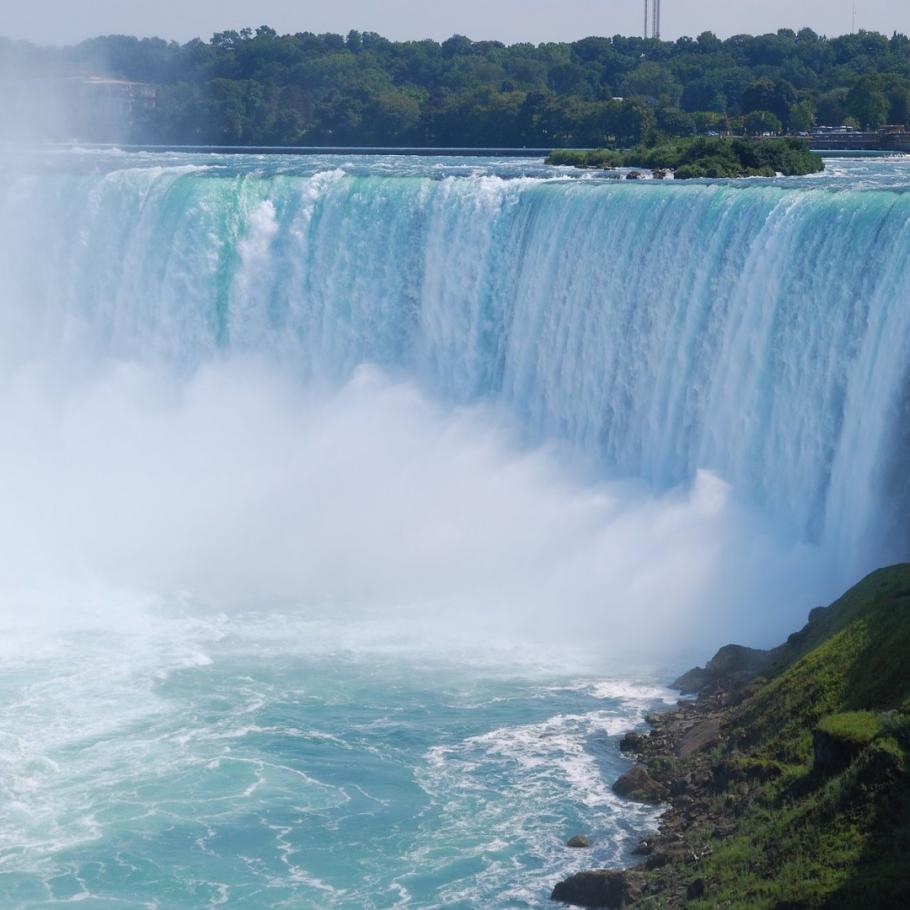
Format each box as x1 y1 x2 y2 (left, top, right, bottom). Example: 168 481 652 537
0 354 831 661
0 143 865 665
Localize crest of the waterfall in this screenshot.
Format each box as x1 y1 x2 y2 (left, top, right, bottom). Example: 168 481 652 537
0 150 908 650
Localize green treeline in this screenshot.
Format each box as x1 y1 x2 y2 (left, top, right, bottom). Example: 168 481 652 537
3 26 910 145
547 138 825 178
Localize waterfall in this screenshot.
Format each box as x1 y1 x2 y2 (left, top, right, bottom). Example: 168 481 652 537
1 158 908 573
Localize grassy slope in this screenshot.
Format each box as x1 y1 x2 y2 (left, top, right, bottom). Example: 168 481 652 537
689 566 910 909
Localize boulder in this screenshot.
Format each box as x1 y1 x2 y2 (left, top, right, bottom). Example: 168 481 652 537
677 717 721 758
669 776 690 796
567 834 592 849
550 870 638 908
645 844 689 870
618 732 646 754
612 766 667 804
630 838 654 856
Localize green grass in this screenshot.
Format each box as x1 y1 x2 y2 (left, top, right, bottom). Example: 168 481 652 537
730 566 910 764
641 565 910 909
816 712 885 745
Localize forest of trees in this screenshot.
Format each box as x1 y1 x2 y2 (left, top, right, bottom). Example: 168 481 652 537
2 26 910 146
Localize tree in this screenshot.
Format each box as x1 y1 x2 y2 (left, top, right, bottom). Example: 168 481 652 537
789 99 816 132
205 78 248 142
696 32 723 53
885 77 910 125
846 75 890 129
744 110 783 135
681 77 727 113
816 88 849 126
620 62 682 106
655 106 696 137
605 99 656 146
741 77 797 127
692 111 726 134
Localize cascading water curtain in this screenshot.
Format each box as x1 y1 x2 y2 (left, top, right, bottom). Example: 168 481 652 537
2 164 909 570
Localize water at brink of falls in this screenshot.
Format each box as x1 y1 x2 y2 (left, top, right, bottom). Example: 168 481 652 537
0 150 908 908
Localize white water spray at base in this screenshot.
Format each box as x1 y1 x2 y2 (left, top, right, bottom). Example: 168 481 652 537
0 358 830 658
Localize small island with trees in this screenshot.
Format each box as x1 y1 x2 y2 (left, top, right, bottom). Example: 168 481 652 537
546 137 825 179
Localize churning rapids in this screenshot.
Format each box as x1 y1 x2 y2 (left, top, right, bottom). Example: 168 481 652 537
0 149 908 908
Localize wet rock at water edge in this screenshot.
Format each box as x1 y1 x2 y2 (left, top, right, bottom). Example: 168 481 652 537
550 870 639 908
618 732 645 754
566 834 592 848
612 766 667 804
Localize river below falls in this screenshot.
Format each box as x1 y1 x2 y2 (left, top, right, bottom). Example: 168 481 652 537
0 605 673 909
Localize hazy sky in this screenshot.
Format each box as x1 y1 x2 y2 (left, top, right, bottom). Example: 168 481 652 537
3 0 907 46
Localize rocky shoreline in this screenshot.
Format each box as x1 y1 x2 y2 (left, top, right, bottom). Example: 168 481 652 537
549 566 910 909
551 669 747 908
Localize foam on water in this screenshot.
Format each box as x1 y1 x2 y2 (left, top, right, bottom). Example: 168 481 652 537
0 601 675 909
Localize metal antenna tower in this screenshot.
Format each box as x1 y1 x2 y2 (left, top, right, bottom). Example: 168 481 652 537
644 0 661 40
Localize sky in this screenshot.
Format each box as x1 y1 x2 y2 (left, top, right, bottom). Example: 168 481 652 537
2 0 907 47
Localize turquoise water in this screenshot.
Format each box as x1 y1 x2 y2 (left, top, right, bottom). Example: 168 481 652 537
0 607 671 909
0 150 908 908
